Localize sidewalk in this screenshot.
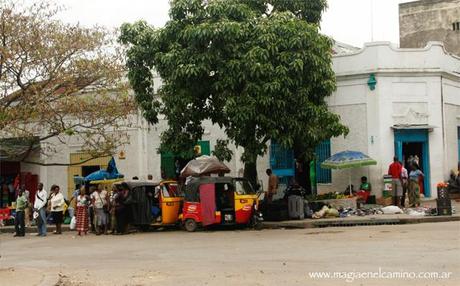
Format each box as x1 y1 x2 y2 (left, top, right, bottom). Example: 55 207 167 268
263 199 460 229
2 200 459 233
0 224 71 234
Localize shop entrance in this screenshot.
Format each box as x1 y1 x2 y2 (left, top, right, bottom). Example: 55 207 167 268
402 142 423 169
81 165 100 177
394 129 431 197
0 161 20 207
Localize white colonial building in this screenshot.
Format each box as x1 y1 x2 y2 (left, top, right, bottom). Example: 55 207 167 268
2 42 459 202
319 41 460 198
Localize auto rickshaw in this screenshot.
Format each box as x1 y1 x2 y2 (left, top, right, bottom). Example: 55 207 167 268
114 180 183 230
181 176 263 232
153 180 183 225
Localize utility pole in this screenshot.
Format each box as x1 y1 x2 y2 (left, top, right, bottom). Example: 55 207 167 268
371 0 375 42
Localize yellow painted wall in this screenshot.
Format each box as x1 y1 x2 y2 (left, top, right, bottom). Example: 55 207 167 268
67 153 110 198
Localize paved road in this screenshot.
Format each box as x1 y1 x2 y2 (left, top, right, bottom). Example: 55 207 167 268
0 222 459 286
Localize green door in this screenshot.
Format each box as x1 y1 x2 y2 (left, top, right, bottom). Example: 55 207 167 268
161 151 176 179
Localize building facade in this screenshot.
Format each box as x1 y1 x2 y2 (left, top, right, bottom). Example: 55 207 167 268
399 0 460 55
320 41 460 198
2 42 459 203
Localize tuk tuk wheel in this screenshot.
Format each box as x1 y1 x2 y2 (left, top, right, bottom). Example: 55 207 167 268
253 221 263 231
184 219 197 232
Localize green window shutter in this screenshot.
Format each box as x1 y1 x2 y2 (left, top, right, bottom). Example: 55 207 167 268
161 152 176 179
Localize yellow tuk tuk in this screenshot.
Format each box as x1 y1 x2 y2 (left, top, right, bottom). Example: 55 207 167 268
153 180 183 225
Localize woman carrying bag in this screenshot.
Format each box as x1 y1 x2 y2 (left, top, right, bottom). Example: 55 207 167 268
49 185 65 234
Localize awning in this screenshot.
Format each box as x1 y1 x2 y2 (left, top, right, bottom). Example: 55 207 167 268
0 137 40 160
391 124 436 131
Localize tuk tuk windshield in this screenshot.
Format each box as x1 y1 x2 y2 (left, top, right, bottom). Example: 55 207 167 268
160 182 180 197
234 179 255 195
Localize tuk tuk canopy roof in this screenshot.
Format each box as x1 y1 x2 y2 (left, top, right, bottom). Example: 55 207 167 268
89 178 124 185
186 176 236 189
114 180 159 189
184 177 254 202
180 156 230 177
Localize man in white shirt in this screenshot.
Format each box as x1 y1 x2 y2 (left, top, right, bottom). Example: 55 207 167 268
34 183 47 236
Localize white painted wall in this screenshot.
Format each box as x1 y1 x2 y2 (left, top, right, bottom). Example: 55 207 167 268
443 77 460 177
328 41 460 198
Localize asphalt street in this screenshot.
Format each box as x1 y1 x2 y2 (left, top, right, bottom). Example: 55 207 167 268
0 222 459 286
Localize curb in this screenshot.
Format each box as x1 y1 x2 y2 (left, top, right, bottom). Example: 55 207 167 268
2 216 459 233
262 215 460 229
0 225 70 234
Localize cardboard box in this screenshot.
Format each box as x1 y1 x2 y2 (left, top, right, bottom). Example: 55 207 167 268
376 197 393 206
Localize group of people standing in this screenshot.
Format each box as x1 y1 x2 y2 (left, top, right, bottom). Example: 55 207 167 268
70 184 131 236
388 156 424 208
14 182 132 237
16 183 65 237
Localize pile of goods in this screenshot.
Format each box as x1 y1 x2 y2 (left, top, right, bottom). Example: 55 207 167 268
309 202 456 219
312 206 339 219
311 205 385 219
305 192 351 201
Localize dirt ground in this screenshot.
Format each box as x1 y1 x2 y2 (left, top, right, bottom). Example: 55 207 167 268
0 222 459 286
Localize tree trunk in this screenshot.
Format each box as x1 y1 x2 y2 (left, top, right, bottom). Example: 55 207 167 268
295 158 311 195
243 160 259 190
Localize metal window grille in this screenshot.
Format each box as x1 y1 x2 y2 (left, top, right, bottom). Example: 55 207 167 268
315 140 332 184
269 143 294 170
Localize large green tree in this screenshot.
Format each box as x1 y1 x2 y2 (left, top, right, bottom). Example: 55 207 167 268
120 0 348 184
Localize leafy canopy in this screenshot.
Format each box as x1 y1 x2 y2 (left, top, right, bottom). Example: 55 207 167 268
120 0 348 175
0 0 135 165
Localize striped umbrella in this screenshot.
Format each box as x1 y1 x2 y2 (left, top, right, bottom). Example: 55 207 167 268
321 151 377 195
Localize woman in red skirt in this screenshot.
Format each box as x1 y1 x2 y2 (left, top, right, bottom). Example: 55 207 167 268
76 187 90 235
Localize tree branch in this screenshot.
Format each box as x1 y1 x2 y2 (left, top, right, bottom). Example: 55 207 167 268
21 153 112 166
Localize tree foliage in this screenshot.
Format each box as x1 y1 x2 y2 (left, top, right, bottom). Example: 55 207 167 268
212 139 233 162
120 0 348 183
0 0 135 165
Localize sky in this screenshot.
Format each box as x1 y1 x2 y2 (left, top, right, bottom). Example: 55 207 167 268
53 0 414 48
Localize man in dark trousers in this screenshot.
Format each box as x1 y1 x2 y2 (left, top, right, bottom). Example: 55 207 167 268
14 188 27 237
